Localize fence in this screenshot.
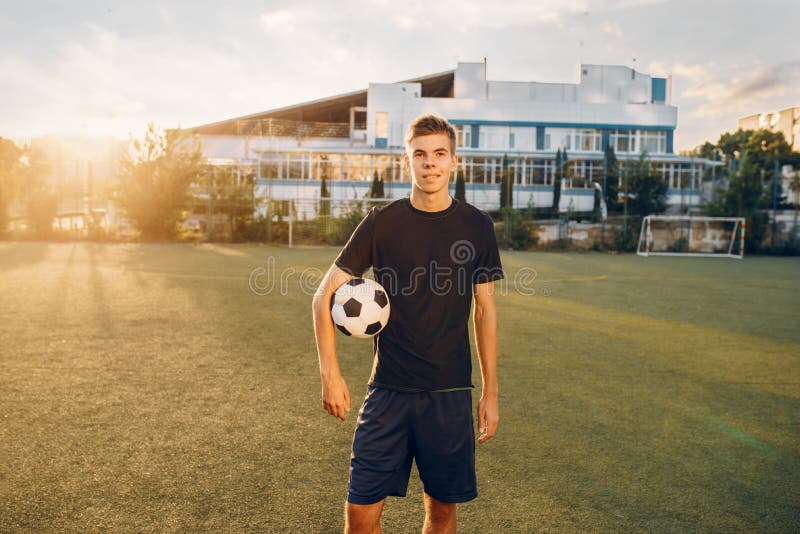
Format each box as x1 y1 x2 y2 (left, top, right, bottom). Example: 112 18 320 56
261 197 392 247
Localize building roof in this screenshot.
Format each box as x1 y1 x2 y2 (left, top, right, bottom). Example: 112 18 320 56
187 69 454 135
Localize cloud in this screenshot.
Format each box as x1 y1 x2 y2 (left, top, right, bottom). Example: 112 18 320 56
0 0 794 148
381 0 591 29
261 9 298 32
600 20 623 37
728 62 800 100
600 0 667 9
681 61 800 116
0 24 266 138
393 14 431 29
655 59 800 149
330 47 350 64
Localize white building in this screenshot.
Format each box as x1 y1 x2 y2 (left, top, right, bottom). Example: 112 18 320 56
188 62 712 216
739 107 800 153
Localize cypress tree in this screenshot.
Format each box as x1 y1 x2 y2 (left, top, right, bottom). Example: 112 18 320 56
369 170 380 198
603 145 619 213
455 170 466 204
552 149 562 216
500 154 513 209
319 174 330 217
377 176 385 198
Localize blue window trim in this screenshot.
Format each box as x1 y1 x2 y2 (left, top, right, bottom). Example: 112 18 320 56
536 128 545 151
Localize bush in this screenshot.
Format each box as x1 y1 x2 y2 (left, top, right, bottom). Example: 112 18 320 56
613 218 639 252
325 203 367 245
766 238 800 256
746 212 769 253
498 207 536 250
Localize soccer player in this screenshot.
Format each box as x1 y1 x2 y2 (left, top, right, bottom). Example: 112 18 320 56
312 114 503 533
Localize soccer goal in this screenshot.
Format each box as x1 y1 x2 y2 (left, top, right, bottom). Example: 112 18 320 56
637 215 745 258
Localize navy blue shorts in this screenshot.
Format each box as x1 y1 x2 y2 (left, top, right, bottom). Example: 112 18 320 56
347 386 477 505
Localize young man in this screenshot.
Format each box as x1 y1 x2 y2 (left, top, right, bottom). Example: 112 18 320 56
312 114 503 533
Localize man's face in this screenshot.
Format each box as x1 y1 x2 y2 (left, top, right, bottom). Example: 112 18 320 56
404 133 458 196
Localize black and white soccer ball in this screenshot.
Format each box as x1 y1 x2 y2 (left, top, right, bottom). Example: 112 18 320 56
331 278 391 338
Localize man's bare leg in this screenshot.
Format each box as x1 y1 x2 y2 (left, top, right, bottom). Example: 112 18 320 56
345 500 385 534
422 494 456 534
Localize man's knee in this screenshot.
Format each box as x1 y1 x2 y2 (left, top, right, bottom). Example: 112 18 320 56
345 500 385 534
424 493 457 528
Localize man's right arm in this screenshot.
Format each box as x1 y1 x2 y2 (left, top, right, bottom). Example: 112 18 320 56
312 263 355 421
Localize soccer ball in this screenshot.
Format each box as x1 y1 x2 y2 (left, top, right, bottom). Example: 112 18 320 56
331 278 391 338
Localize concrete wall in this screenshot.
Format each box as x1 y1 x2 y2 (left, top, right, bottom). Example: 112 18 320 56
454 62 487 99
578 65 652 105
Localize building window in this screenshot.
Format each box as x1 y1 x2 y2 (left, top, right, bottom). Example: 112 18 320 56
479 126 510 150
610 130 666 154
375 112 388 139
574 129 601 152
543 128 600 152
472 157 487 184
611 130 635 153
640 131 666 154
455 125 471 148
544 128 571 151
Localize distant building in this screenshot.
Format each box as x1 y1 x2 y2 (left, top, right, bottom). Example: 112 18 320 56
739 107 800 152
187 62 713 216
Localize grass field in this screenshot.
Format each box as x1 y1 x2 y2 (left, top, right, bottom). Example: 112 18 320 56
1 242 799 532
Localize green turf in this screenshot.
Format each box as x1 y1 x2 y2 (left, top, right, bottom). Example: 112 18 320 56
0 243 798 532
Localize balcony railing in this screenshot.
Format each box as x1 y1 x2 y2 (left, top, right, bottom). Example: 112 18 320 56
237 118 351 139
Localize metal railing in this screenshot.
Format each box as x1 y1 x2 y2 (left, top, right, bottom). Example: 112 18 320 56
236 118 351 139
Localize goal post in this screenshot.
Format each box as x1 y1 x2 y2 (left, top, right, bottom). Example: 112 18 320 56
637 215 745 259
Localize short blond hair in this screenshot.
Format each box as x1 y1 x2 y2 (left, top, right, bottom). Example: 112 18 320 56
405 114 456 154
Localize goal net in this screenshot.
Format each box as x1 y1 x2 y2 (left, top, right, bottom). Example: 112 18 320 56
637 216 745 258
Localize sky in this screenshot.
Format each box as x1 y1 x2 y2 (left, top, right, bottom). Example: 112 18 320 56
1 0 799 151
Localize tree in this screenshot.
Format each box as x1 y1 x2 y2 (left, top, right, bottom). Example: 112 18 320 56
718 129 793 172
499 154 513 209
592 186 602 222
0 137 23 235
499 206 533 250
612 153 667 252
368 170 382 198
552 149 563 216
197 165 255 240
696 127 800 252
117 124 203 240
623 153 668 217
602 145 620 213
704 150 769 251
687 141 718 160
319 173 330 217
454 169 466 204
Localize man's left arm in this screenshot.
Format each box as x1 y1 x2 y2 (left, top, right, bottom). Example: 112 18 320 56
473 281 498 444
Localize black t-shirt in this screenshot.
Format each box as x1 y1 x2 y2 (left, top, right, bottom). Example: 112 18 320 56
334 197 504 391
